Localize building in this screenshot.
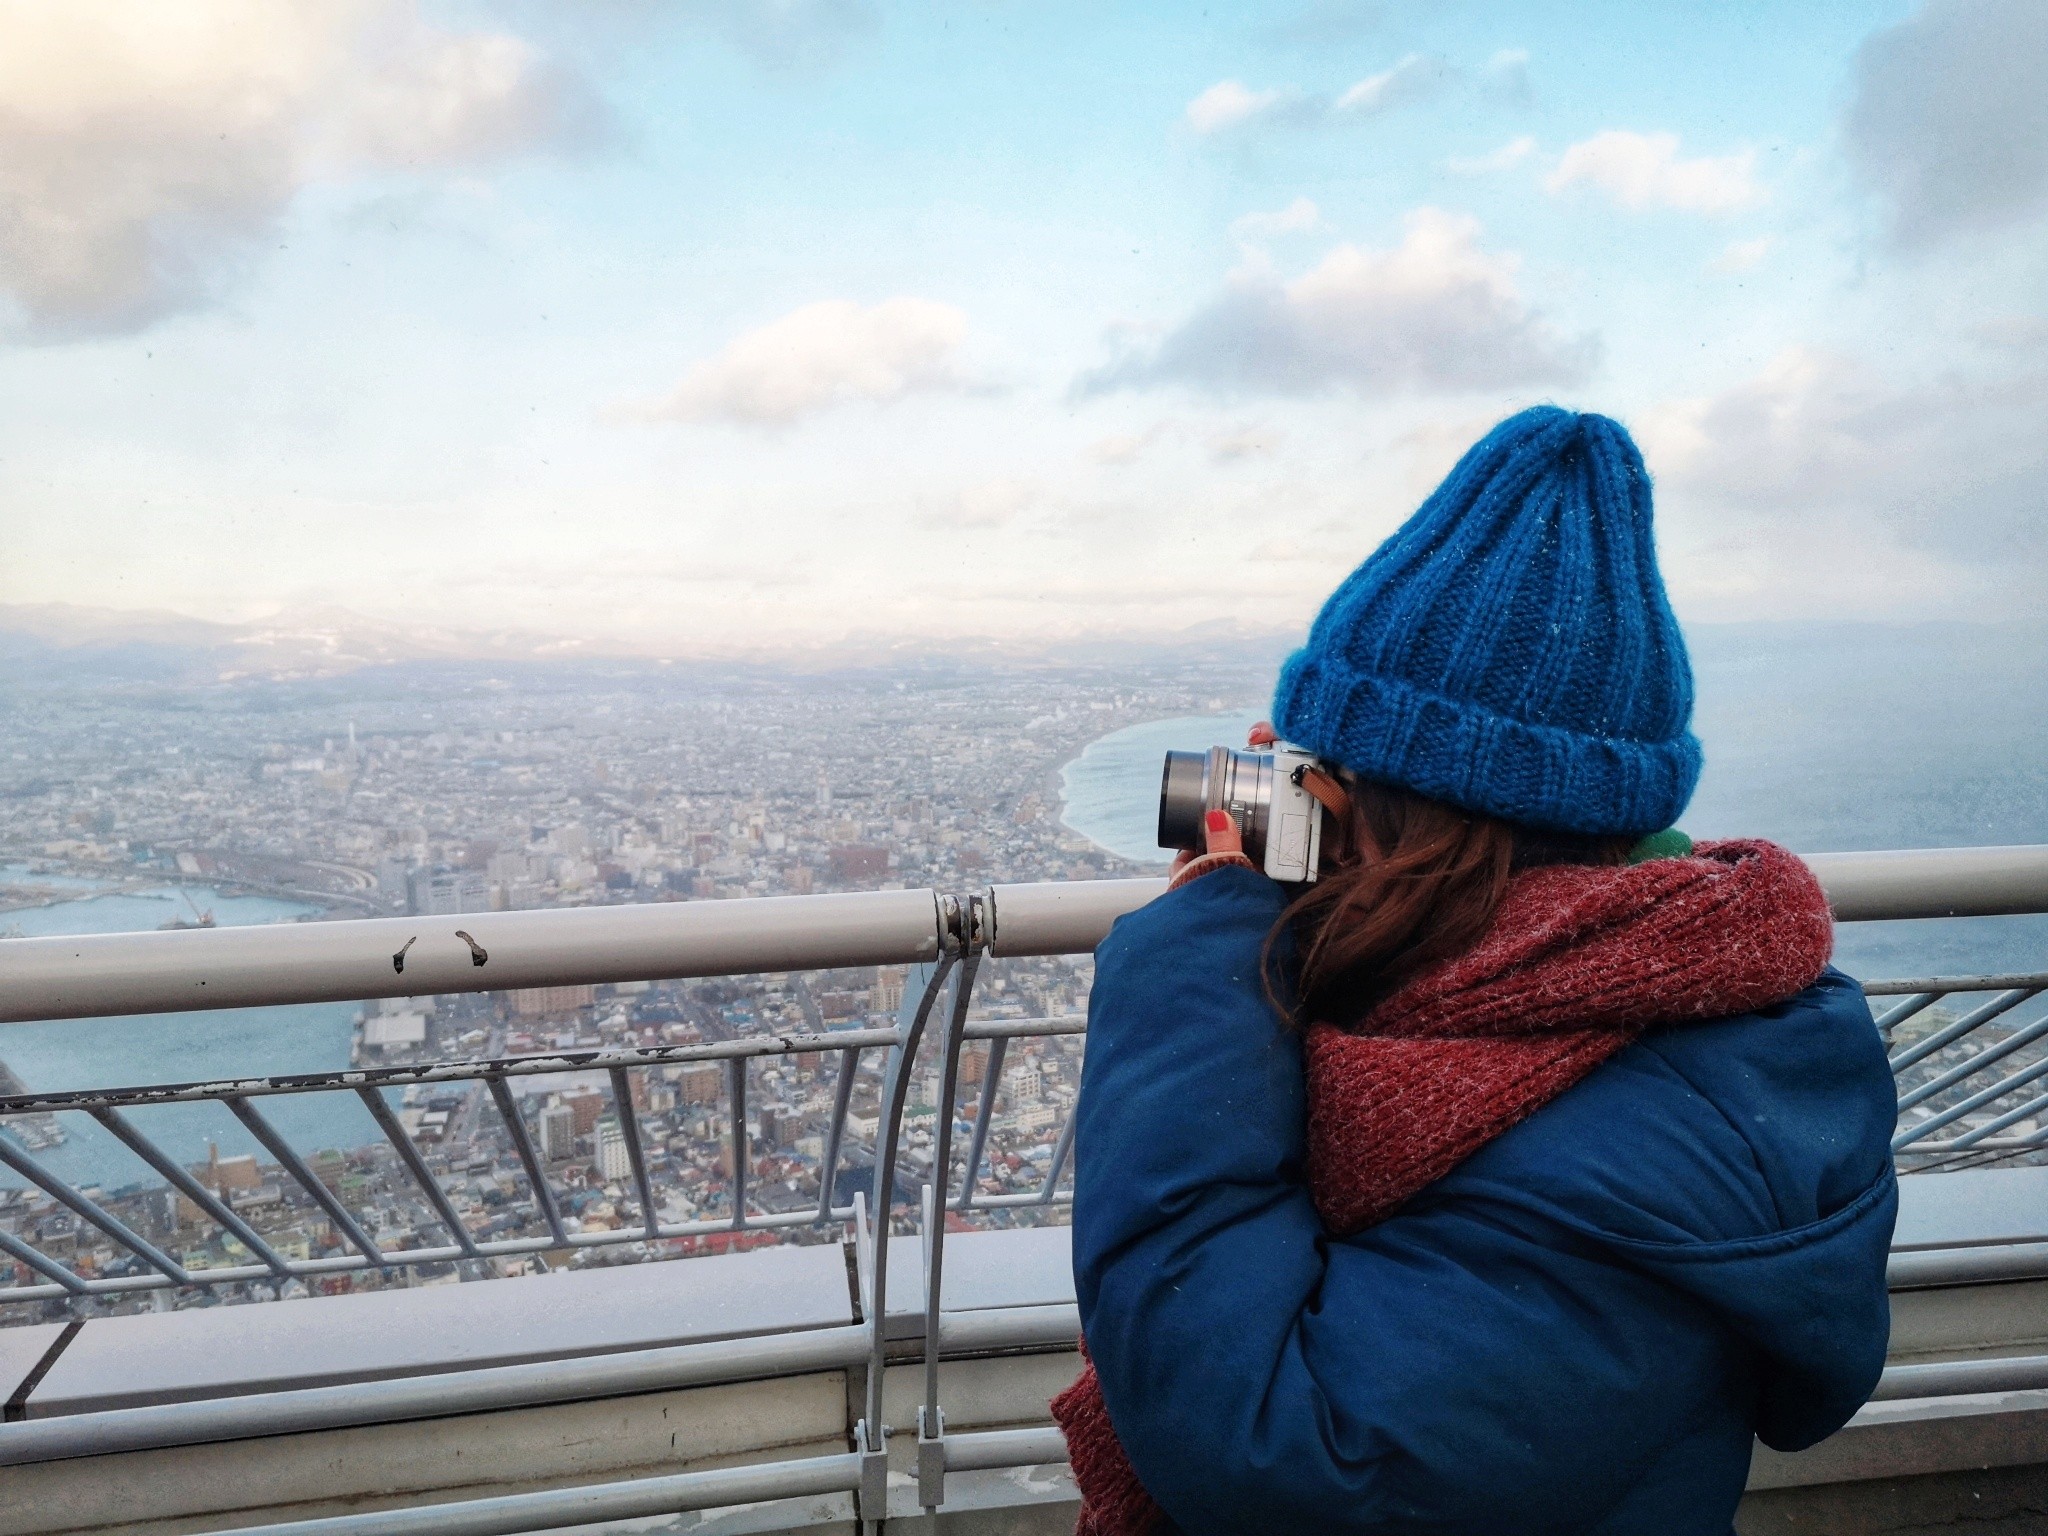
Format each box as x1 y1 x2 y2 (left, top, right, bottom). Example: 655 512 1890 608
360 1009 427 1051
595 1117 633 1182
828 845 889 883
537 1105 577 1163
871 967 906 1016
507 985 596 1018
193 1146 263 1194
563 1090 607 1136
408 867 490 916
1001 1062 1043 1105
675 1064 723 1106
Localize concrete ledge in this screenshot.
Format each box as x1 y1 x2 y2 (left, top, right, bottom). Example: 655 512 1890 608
25 1242 858 1417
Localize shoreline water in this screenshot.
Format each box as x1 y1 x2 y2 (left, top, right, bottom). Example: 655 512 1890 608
1057 711 1265 866
0 881 368 1191
1055 716 2048 984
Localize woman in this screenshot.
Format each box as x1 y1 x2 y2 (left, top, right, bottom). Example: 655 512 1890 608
1051 407 1898 1535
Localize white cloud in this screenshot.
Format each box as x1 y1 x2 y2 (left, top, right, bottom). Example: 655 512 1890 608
1546 130 1761 213
913 477 1037 530
1846 0 2048 248
1640 345 2048 572
1708 236 1774 274
637 298 975 426
1334 53 1448 116
1208 424 1283 462
0 0 594 338
1185 80 1306 135
1085 426 1167 465
1448 136 1536 176
1229 198 1325 242
1077 208 1595 397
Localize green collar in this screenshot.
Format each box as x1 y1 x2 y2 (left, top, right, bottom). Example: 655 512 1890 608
1626 827 1694 864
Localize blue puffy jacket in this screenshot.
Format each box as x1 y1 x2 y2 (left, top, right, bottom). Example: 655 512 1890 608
1072 867 1899 1536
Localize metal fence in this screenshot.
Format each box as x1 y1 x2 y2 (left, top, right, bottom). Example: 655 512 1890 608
5 849 2048 1534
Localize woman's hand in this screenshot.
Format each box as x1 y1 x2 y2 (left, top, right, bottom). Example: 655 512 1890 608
1167 809 1250 890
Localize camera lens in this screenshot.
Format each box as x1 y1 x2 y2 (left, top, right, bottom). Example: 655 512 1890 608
1157 750 1210 851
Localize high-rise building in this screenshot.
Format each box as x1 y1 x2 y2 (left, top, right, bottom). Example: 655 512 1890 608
1002 1062 1044 1105
409 867 489 916
538 1105 577 1163
871 967 906 1017
675 1063 723 1106
595 1116 633 1182
563 1090 607 1136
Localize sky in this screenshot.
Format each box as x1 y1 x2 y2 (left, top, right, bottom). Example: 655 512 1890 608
1 0 2045 653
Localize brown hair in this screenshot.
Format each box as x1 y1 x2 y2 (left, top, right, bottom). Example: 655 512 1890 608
1266 779 1630 1029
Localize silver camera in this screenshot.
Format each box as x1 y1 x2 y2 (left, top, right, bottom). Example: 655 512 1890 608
1157 742 1330 883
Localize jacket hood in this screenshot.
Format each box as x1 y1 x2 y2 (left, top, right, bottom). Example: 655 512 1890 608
1305 839 1834 1234
1594 1164 1897 1450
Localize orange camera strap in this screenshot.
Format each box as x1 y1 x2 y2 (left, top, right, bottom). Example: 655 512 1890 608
1296 766 1352 824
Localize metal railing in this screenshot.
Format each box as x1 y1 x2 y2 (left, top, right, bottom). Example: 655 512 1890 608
4 846 2048 1534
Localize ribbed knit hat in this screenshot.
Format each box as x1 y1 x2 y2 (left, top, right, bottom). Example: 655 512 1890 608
1272 406 1700 837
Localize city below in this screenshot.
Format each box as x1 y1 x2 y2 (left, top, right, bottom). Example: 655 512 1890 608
0 646 1282 1323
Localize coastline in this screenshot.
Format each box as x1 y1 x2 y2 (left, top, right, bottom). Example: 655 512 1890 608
1057 712 1264 865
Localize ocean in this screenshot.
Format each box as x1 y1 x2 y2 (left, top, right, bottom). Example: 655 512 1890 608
1056 626 2048 986
0 881 371 1191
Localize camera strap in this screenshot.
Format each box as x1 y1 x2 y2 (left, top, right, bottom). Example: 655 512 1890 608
1295 765 1352 824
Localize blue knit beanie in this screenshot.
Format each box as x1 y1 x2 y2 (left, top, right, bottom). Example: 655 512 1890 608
1272 406 1700 838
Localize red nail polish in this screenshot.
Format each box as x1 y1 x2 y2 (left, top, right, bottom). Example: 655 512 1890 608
1205 810 1232 834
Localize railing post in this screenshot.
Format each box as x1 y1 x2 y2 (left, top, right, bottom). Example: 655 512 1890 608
852 918 962 1531
917 896 983 1510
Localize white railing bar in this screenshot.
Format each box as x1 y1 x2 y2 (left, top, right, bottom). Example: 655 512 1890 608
3 847 2042 1028
211 1452 867 1536
0 843 2031 1036
0 1029 906 1113
0 1206 866 1305
1895 1008 2048 1114
943 1425 1070 1472
1803 846 2048 923
1866 973 2048 997
962 1014 1085 1039
0 1322 872 1465
1870 1351 2048 1401
0 888 949 1024
0 1302 1084 1468
1889 1241 2048 1289
1888 989 2041 1072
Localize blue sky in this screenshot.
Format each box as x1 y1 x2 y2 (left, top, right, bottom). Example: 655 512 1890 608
1 0 2043 652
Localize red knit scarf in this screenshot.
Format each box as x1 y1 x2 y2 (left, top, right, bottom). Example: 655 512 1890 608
1050 839 1834 1536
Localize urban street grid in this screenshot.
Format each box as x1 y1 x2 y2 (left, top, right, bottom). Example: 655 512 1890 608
0 653 1275 1322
